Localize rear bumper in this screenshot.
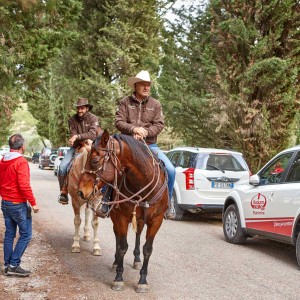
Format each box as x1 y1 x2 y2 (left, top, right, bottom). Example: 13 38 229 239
179 204 223 213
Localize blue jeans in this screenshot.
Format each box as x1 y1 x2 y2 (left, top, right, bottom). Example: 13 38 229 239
1 201 32 267
58 147 75 176
149 144 175 201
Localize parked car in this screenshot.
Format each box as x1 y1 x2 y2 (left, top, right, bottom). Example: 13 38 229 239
32 152 40 164
39 147 58 170
222 145 300 267
166 147 250 220
54 147 70 176
0 147 10 156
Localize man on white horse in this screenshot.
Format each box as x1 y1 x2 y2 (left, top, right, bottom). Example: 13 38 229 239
58 97 99 205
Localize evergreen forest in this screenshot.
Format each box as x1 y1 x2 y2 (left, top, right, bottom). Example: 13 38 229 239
0 0 299 172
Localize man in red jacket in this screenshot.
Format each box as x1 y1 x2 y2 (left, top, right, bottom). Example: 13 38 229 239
0 134 39 277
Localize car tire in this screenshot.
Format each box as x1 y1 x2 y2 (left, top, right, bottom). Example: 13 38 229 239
296 233 300 268
223 204 247 244
170 191 184 221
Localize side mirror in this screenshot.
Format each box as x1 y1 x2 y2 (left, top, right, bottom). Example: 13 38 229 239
249 174 260 186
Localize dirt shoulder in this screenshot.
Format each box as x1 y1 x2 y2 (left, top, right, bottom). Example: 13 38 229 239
0 215 88 300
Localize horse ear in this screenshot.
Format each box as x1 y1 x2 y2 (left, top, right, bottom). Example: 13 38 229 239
101 129 110 147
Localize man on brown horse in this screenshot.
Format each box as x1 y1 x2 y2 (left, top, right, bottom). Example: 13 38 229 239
99 70 175 219
58 97 99 205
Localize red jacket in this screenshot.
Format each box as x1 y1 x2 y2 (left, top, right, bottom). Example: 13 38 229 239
0 153 37 206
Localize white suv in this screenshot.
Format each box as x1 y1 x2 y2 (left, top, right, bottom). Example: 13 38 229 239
223 145 300 267
166 147 250 220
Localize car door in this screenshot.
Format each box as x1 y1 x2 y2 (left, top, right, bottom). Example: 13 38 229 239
242 151 294 236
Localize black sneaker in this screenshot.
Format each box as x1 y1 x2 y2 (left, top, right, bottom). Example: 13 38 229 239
58 194 69 205
7 265 31 277
4 266 8 276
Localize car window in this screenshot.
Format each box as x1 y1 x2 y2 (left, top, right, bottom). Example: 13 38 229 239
286 152 300 182
195 153 247 171
167 151 181 167
178 151 194 168
259 152 293 185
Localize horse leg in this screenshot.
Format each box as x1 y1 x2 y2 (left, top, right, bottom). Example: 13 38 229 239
83 205 91 241
91 212 102 256
136 216 164 293
133 223 144 270
112 230 119 269
71 213 81 253
111 220 129 291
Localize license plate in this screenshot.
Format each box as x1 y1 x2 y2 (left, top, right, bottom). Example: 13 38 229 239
211 182 234 189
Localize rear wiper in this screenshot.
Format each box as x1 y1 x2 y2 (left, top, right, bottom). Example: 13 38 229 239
207 164 225 173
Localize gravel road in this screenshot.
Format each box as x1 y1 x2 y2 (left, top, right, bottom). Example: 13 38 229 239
1 163 300 299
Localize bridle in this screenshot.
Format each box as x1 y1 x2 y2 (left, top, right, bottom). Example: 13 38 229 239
81 136 168 213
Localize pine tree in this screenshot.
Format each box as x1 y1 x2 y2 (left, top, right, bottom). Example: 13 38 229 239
47 0 163 146
160 0 300 171
0 0 82 144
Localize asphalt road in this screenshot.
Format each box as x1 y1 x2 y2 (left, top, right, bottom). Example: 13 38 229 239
30 163 300 300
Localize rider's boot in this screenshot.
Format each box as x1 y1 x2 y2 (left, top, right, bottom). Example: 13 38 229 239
96 186 112 218
58 175 69 205
165 198 175 220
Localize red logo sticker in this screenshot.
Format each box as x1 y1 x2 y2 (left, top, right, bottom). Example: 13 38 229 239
251 193 267 209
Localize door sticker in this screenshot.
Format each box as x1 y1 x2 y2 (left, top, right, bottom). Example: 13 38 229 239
251 193 267 215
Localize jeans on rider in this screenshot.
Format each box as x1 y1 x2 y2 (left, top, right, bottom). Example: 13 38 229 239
58 147 75 204
149 144 175 201
1 201 32 268
58 147 75 177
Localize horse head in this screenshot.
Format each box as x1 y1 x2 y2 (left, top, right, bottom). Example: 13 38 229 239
78 129 119 200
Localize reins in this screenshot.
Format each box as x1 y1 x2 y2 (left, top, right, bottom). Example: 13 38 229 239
81 136 168 224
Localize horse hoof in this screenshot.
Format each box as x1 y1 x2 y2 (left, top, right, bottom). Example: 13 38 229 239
136 284 149 293
93 249 102 256
111 281 124 291
133 262 142 270
71 247 80 253
83 236 91 241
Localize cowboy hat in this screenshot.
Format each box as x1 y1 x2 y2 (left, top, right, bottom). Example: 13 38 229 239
74 97 93 110
127 70 151 89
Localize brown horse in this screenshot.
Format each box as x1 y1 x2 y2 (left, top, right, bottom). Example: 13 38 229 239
67 144 102 256
78 129 168 293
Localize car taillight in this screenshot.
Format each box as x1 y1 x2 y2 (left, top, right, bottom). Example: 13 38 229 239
183 168 195 190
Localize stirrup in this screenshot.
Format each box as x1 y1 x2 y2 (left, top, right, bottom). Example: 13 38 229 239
58 194 69 205
96 204 109 218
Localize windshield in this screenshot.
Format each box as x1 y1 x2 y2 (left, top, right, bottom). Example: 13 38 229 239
195 153 248 171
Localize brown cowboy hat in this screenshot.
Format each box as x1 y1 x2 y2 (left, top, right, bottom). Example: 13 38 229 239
74 97 93 110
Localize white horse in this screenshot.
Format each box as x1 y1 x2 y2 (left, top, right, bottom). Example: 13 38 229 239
67 144 102 255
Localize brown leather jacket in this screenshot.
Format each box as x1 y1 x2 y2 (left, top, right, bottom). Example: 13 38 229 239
115 95 164 144
68 112 99 146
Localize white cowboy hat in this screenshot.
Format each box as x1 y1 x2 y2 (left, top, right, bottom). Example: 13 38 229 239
127 70 151 89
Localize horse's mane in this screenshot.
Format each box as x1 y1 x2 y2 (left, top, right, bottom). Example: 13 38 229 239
114 134 159 165
93 133 159 166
